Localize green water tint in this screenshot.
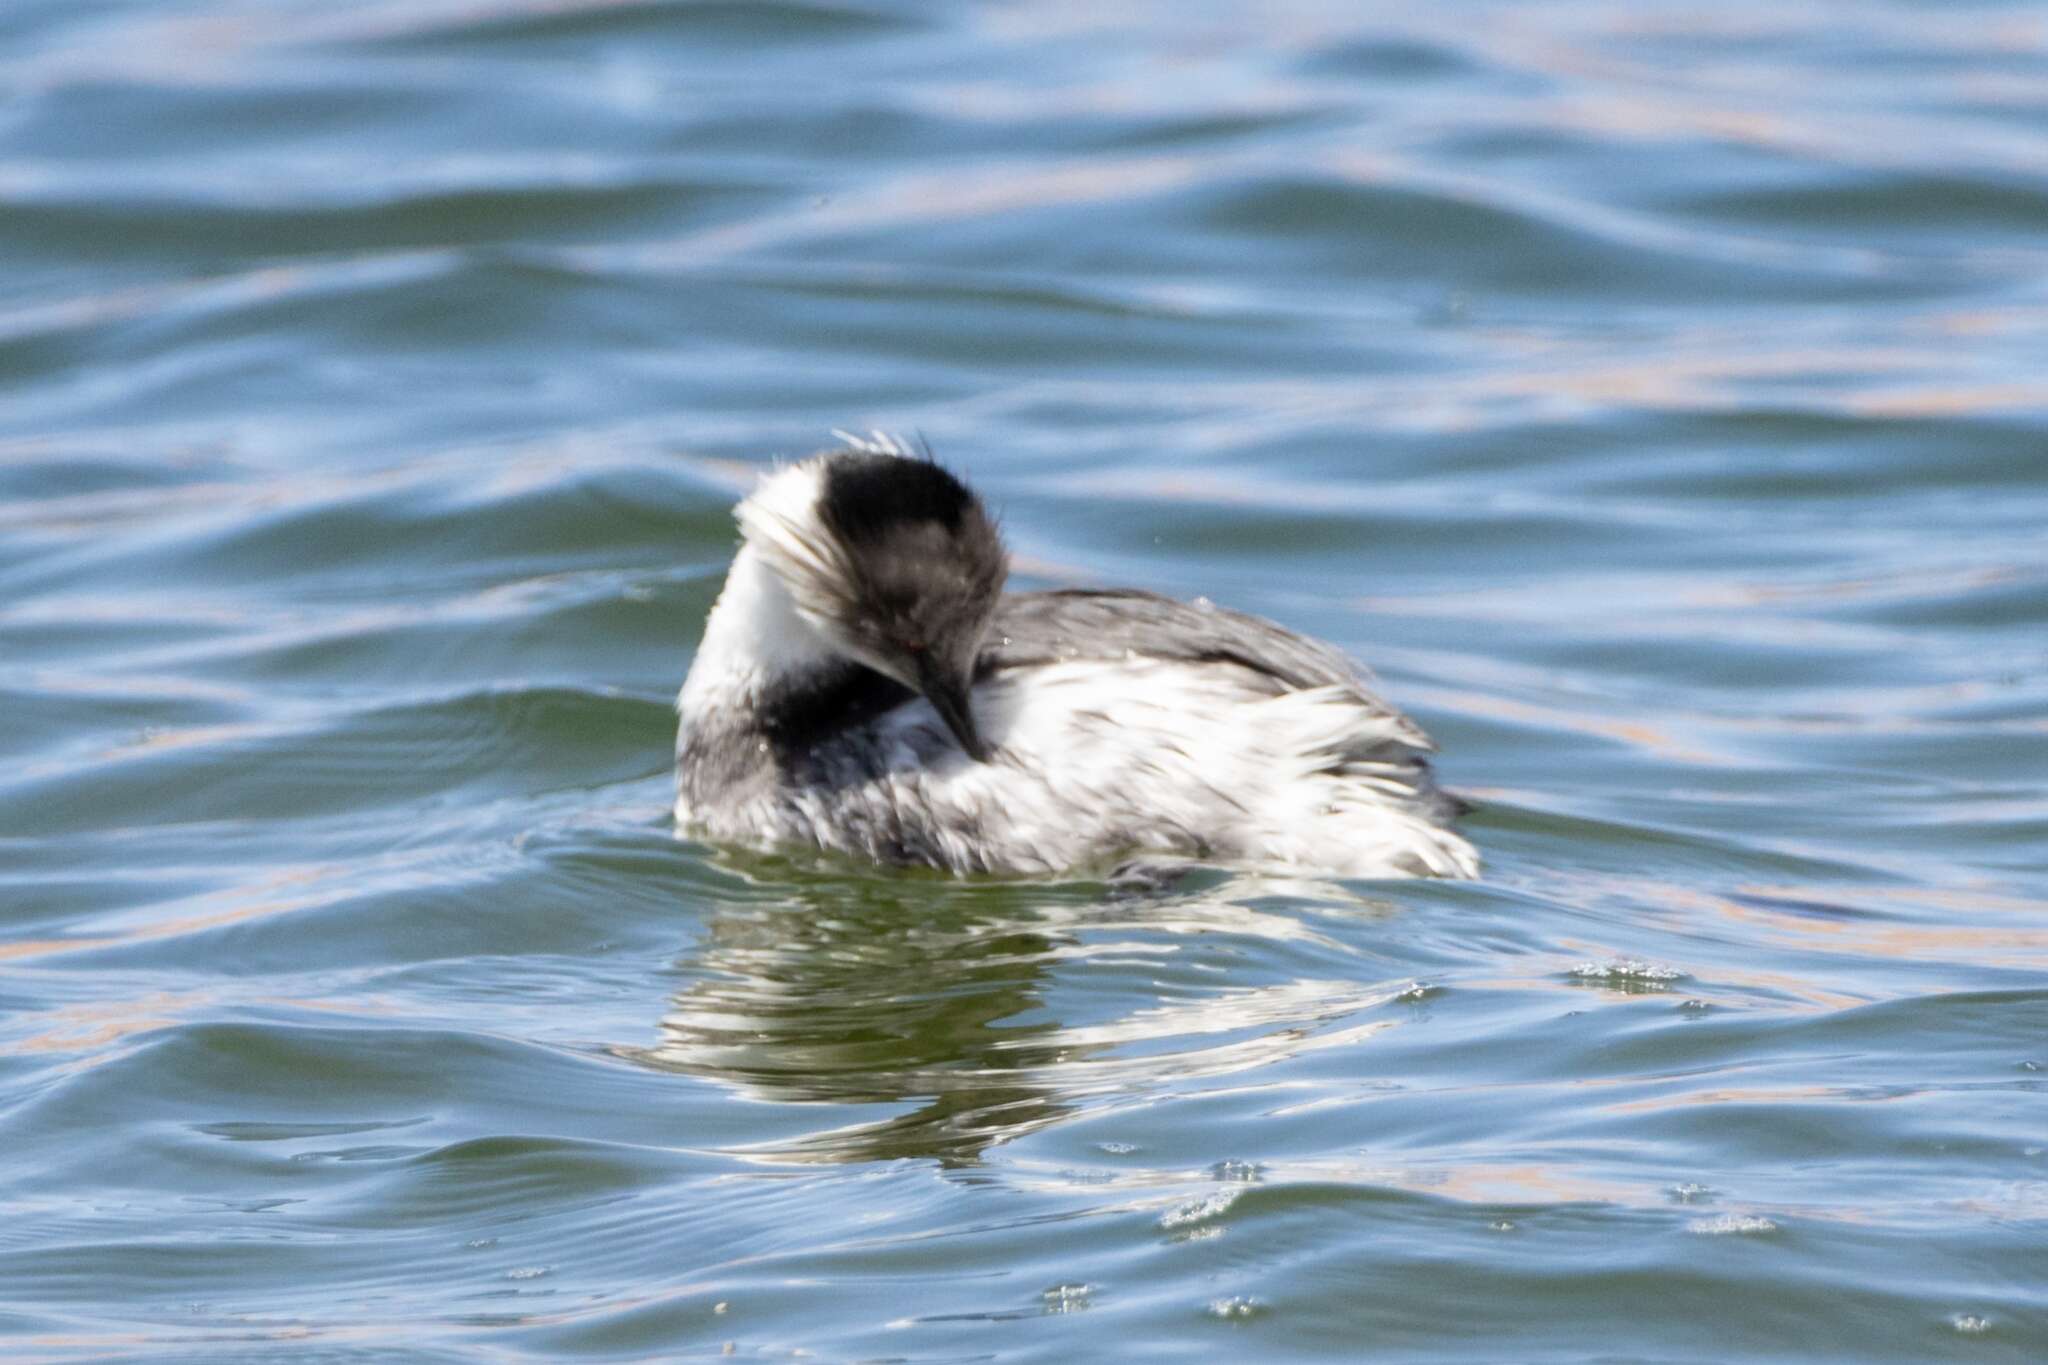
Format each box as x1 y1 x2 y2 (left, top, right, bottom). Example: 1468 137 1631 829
2 0 2045 1358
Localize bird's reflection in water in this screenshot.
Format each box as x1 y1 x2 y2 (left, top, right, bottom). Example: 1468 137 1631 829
629 863 1087 1166
627 857 1405 1168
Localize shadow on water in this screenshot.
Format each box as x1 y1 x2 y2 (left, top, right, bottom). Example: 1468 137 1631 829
625 867 1088 1167
621 857 1410 1168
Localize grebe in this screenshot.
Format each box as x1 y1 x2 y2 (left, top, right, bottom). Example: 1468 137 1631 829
675 434 1478 879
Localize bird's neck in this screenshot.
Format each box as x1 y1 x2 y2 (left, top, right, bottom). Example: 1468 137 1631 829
678 541 849 714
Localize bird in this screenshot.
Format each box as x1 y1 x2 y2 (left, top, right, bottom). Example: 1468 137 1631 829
674 433 1478 879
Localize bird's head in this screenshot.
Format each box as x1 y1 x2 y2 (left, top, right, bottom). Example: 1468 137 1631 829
736 439 1007 759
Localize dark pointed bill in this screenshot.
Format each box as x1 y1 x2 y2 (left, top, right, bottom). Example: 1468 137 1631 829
915 655 990 762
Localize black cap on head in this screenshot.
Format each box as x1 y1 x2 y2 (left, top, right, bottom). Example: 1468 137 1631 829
814 450 1006 760
818 452 980 546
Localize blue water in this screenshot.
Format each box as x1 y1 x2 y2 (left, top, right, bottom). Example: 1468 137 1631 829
3 1 2046 1359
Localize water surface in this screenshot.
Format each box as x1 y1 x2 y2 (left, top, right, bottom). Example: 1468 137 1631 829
3 1 2046 1359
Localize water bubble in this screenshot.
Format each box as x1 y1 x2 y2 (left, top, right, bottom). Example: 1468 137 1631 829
464 1237 499 1250
1677 998 1710 1015
1396 981 1437 1002
1041 1283 1093 1314
1490 1219 1516 1232
1096 1141 1139 1155
1207 1295 1265 1321
1950 1314 1990 1335
2020 1060 2041 1072
1210 1159 1263 1182
713 1302 728 1315
505 1266 552 1280
1688 1214 1776 1236
1670 1183 1714 1203
1161 1189 1241 1229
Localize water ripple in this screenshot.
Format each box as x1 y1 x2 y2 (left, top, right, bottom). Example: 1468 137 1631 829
3 0 2046 1358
